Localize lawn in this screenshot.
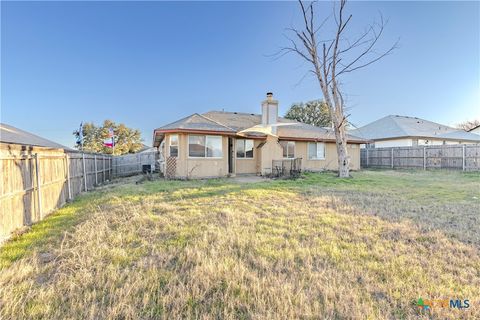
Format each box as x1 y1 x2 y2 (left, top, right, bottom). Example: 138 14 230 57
0 170 479 319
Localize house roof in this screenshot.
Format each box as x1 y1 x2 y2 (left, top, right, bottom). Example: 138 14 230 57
0 123 72 150
202 111 293 131
155 113 236 133
350 115 480 142
153 110 367 146
277 122 365 142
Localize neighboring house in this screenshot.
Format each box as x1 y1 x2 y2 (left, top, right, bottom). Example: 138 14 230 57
0 122 73 150
152 93 366 179
350 115 480 148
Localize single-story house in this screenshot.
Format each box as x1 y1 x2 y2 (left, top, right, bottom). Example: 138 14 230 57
152 93 366 179
350 115 480 148
0 122 73 150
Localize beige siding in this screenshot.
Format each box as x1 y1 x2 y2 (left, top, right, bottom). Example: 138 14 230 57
164 133 229 179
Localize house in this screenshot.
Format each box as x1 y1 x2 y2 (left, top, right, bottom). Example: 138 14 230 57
350 115 480 148
0 122 73 150
152 93 366 179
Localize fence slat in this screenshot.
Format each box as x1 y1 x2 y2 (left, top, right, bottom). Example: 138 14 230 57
34 153 42 219
94 155 98 185
82 153 87 192
65 153 72 200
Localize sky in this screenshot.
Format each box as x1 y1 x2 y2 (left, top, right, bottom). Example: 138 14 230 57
1 1 479 147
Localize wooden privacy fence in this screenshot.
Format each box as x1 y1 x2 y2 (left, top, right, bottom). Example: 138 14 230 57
361 144 480 171
112 151 157 177
1 144 112 243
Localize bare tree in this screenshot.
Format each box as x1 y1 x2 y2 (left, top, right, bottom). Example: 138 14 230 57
280 0 398 177
457 119 480 131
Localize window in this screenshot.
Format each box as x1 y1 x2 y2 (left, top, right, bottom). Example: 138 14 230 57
308 142 326 160
188 135 223 158
280 141 295 158
206 136 222 157
236 139 254 158
169 134 178 157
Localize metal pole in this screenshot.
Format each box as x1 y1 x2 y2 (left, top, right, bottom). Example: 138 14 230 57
82 153 88 191
462 145 466 171
391 148 394 169
94 155 98 185
65 153 72 200
34 153 42 219
423 147 426 170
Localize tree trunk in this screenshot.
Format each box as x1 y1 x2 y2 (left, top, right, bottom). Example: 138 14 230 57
332 113 350 178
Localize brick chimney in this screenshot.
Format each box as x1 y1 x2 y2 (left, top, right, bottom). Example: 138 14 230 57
261 92 279 134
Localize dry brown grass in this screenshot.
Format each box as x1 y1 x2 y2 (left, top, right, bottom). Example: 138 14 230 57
0 170 479 319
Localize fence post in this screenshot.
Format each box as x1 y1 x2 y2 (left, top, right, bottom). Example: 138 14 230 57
103 156 105 182
366 148 369 167
138 154 141 173
65 153 72 200
462 145 466 171
94 154 98 186
34 153 43 219
82 153 88 192
391 148 394 169
423 147 426 170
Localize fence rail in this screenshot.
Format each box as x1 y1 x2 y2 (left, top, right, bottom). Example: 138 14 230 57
361 144 480 171
1 144 112 243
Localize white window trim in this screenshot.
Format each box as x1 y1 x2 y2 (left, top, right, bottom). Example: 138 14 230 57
236 139 255 160
188 135 223 159
169 134 179 157
281 141 295 159
308 142 326 160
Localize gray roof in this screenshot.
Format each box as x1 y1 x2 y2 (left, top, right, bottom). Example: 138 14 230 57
277 122 365 142
203 111 293 131
155 113 235 132
350 115 480 142
0 123 72 150
154 111 366 145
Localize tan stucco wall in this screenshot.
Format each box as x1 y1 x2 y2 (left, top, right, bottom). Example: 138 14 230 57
164 133 229 179
259 136 283 175
163 133 361 178
235 140 262 175
283 141 361 171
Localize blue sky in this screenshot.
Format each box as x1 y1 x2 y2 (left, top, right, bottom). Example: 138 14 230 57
1 1 479 147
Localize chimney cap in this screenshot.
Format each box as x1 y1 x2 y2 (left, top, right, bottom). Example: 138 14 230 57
266 92 273 97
